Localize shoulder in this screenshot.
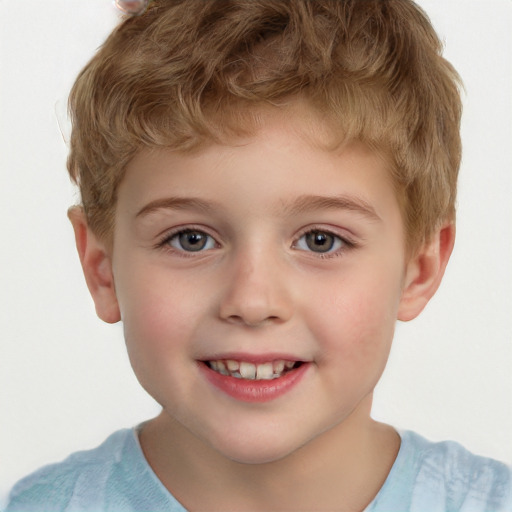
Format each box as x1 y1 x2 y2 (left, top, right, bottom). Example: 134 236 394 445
5 428 180 512
381 430 512 512
5 429 132 511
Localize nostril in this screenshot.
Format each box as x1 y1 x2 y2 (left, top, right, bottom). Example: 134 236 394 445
227 314 282 328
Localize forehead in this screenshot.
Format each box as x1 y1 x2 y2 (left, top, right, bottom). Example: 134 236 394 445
117 110 400 228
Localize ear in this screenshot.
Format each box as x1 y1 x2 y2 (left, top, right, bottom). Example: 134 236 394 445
397 223 455 322
68 206 121 324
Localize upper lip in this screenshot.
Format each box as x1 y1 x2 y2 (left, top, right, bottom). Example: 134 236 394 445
199 352 306 364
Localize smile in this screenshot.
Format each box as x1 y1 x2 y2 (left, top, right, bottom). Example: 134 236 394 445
199 358 309 403
206 359 300 380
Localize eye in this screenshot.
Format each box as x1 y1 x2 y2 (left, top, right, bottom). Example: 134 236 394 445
168 229 216 252
295 230 344 254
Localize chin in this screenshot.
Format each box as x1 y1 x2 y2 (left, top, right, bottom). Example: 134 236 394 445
205 425 313 466
217 442 299 465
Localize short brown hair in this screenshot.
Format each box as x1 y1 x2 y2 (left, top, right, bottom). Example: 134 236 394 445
68 0 462 250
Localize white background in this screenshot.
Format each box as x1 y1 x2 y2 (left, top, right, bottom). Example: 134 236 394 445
1 0 511 505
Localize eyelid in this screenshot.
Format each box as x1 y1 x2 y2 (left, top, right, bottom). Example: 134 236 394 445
294 225 356 243
154 224 357 258
155 225 220 252
292 226 357 256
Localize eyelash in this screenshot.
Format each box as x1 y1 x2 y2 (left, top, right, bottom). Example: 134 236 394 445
156 226 356 259
293 227 356 259
155 226 218 257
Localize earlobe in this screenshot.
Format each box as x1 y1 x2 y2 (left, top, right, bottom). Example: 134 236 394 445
68 206 121 324
397 223 455 322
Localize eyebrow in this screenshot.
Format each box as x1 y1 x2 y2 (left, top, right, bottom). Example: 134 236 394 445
282 194 381 222
135 194 381 221
135 197 219 218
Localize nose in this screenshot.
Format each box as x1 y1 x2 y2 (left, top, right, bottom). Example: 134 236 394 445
218 247 293 327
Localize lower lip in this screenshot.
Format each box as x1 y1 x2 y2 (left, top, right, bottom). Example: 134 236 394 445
199 362 310 403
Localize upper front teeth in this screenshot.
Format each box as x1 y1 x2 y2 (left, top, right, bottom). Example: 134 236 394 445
208 359 297 380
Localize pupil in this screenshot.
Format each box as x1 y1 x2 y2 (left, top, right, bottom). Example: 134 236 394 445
180 231 207 251
306 231 334 253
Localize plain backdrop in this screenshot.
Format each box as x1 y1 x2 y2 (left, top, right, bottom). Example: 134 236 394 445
1 0 511 505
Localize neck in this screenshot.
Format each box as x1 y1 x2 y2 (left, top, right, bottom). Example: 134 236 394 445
139 398 400 512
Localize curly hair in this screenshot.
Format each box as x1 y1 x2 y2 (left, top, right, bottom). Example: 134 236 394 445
68 0 462 251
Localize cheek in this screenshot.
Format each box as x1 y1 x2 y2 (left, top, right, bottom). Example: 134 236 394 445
118 276 199 406
117 264 196 335
307 269 402 361
117 274 193 366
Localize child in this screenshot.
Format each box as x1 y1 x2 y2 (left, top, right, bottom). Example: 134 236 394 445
5 0 511 510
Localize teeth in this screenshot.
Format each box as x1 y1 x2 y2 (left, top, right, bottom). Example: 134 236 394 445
217 361 229 376
256 362 274 380
226 359 239 372
239 362 256 379
207 359 299 380
274 360 285 373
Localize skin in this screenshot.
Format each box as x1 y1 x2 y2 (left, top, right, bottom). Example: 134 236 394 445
70 110 454 511
114 0 149 15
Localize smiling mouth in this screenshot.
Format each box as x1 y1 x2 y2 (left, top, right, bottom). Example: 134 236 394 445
204 359 303 380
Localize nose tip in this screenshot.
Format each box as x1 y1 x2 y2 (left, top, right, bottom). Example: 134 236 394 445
218 256 293 327
224 309 282 328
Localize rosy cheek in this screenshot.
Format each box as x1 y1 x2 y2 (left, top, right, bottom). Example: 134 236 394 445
312 285 394 356
121 293 168 352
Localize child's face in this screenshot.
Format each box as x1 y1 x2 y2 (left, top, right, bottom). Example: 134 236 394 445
106 112 415 464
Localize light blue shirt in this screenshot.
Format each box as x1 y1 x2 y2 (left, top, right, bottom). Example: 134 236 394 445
5 428 512 511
